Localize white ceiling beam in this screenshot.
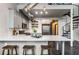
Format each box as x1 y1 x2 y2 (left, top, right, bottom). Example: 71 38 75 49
24 3 38 11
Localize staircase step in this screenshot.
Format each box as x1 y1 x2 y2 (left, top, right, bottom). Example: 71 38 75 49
72 41 79 46
73 19 79 21
73 16 79 18
73 21 79 23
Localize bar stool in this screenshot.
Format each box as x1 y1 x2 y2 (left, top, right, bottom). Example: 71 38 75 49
23 45 35 55
41 45 52 55
2 45 18 55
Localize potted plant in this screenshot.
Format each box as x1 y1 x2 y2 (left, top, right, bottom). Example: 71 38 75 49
32 27 37 37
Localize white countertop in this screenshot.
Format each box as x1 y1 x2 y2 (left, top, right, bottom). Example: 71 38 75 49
0 35 71 41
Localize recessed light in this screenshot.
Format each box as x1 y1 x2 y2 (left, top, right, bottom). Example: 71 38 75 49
40 11 43 14
35 11 38 14
45 11 48 14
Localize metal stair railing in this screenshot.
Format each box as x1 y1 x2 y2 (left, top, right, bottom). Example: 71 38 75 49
62 22 71 39
73 16 79 30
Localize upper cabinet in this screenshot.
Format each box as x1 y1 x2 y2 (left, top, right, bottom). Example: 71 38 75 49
8 8 29 29
8 8 15 29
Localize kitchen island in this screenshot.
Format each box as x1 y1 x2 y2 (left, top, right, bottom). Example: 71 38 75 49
0 35 70 41
0 35 71 55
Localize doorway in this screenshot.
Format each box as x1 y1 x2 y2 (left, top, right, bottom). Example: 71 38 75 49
51 20 58 35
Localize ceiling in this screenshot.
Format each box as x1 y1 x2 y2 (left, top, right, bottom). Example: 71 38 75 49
73 3 79 6
16 3 71 18
31 9 70 18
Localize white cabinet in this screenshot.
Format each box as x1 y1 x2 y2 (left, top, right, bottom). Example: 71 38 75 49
8 8 15 29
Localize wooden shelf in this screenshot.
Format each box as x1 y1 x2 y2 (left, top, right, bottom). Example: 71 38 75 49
31 20 38 28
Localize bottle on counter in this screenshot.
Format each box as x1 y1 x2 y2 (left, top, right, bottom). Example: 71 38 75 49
13 27 16 35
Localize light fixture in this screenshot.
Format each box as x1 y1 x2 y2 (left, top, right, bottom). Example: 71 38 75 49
35 11 38 14
34 6 48 15
40 11 43 14
45 11 48 14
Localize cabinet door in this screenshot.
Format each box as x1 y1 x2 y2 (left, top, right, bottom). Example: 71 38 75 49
8 9 14 28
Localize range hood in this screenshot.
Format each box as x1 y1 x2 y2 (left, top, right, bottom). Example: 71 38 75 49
19 3 38 20
19 9 33 20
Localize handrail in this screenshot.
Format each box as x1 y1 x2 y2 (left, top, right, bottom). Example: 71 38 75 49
62 22 70 32
73 19 79 21
73 16 79 18
62 22 70 39
73 16 79 30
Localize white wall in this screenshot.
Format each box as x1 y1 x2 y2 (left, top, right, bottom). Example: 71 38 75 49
0 4 16 36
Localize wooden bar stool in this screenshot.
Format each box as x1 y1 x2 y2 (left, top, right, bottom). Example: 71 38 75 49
2 45 18 55
41 45 52 55
23 45 35 55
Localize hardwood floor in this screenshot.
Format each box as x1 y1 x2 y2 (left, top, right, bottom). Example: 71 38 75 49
48 41 79 55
